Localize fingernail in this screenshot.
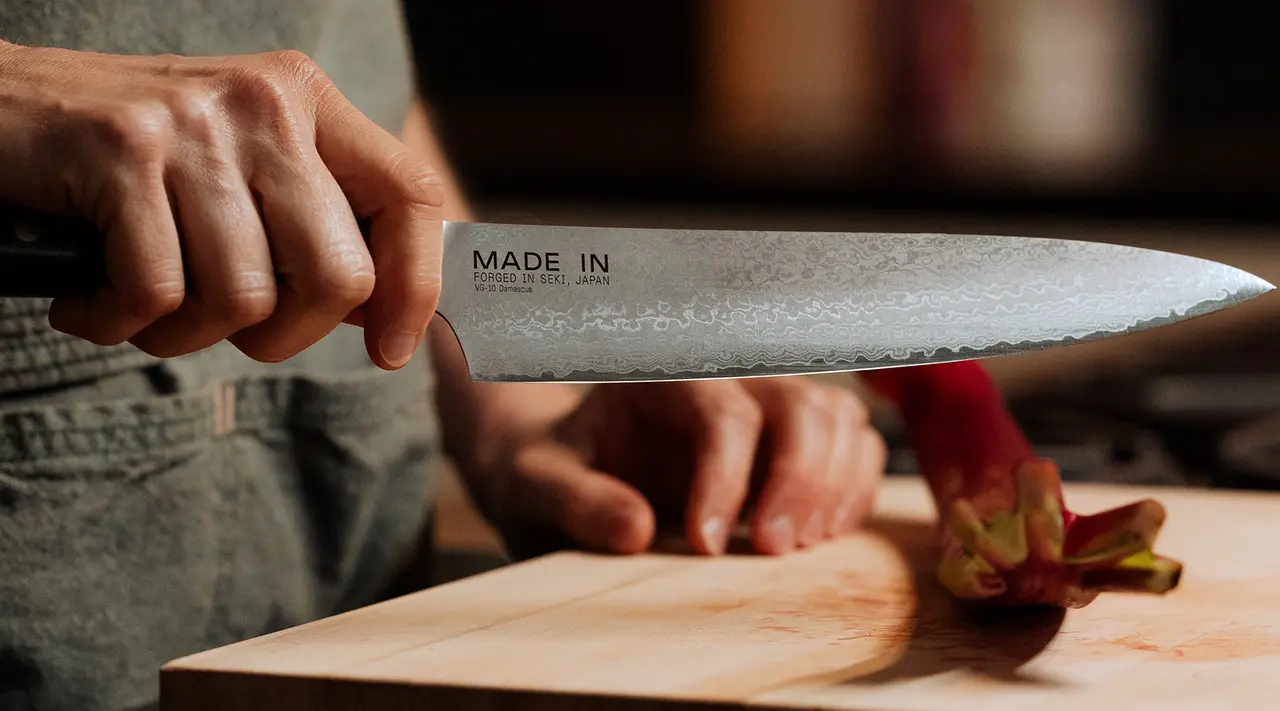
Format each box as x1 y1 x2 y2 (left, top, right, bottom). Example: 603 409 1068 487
700 517 727 555
380 330 420 368
764 516 796 553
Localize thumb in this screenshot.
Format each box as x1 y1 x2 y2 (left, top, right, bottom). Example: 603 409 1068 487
503 442 655 556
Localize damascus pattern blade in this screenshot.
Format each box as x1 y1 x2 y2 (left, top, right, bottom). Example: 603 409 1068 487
436 222 1274 383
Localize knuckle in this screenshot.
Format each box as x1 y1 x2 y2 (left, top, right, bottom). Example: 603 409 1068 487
776 459 823 496
127 278 185 320
797 382 838 413
314 259 376 308
267 49 325 85
89 102 169 162
262 49 334 105
244 347 293 365
161 83 220 142
86 327 131 348
398 273 443 315
779 382 841 427
385 151 446 207
698 386 763 431
223 65 295 129
230 334 297 364
834 388 870 426
211 276 277 327
128 330 203 360
254 350 294 364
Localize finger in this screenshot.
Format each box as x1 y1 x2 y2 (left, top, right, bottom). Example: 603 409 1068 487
128 157 276 357
741 379 840 555
342 304 368 328
507 441 655 555
831 428 887 536
677 382 764 556
821 391 883 538
818 404 860 539
48 171 186 345
313 91 444 370
824 396 885 538
230 153 375 362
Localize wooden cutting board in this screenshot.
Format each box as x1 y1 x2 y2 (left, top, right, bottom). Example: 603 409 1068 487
160 475 1280 710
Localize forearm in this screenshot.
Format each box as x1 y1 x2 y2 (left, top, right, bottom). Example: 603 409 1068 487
399 98 582 499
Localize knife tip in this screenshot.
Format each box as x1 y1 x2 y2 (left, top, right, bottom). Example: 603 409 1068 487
1219 261 1276 301
1244 273 1276 298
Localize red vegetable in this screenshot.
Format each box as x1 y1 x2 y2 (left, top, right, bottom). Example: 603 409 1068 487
862 361 1182 608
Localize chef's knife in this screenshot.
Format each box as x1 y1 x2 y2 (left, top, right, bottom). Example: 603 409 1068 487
1 203 1272 382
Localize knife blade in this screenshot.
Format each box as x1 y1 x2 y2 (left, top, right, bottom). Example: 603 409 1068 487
2 203 1273 382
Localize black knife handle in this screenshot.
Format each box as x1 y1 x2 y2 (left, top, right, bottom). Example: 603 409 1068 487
0 203 107 298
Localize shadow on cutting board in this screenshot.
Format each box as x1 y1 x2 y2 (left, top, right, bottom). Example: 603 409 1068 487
797 516 1068 690
554 515 1068 691
418 468 1068 694
501 517 1066 689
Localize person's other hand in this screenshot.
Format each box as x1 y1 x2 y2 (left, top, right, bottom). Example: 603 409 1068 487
474 378 887 558
0 40 443 368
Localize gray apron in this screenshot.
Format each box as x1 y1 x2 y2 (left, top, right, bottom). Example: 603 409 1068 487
0 2 441 709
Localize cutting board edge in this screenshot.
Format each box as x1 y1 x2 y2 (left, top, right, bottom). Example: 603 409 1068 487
158 666 821 711
159 548 707 676
158 548 581 673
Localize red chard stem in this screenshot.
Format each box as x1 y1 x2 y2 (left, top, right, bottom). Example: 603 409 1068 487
861 361 1182 607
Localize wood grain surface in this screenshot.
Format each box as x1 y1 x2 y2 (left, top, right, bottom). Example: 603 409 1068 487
160 475 1280 711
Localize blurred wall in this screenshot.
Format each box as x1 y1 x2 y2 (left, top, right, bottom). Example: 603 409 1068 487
406 0 1278 223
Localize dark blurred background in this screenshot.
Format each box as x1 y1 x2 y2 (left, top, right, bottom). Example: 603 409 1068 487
403 1 1280 498
407 0 1277 222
